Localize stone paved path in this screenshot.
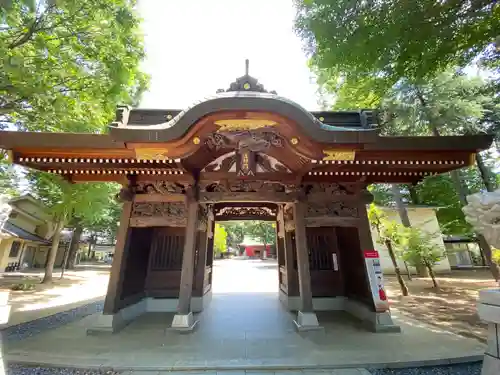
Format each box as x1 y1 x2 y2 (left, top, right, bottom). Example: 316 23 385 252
125 370 372 375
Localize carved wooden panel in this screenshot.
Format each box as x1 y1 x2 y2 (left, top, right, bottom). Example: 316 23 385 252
306 201 358 218
200 180 293 193
134 181 188 194
215 206 276 220
130 202 187 227
305 183 360 196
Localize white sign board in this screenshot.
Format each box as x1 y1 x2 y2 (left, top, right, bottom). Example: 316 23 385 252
363 250 389 312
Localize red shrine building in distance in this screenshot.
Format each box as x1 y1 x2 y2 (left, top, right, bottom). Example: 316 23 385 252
0 62 492 333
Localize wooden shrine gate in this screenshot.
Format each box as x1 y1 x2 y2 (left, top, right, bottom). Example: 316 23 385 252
0 62 491 334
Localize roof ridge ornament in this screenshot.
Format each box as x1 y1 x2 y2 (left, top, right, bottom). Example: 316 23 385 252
217 59 277 94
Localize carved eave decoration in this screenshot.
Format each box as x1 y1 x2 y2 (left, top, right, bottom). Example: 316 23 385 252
200 181 294 193
204 131 285 152
215 206 277 219
134 181 189 195
202 151 290 174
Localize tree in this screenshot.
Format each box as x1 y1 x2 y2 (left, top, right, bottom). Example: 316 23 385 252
294 0 499 86
27 172 119 283
0 150 21 197
243 221 276 259
213 223 227 256
325 69 500 280
399 227 445 289
1 0 149 130
220 222 245 249
368 204 409 296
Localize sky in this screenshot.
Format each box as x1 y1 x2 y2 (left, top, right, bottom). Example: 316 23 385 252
136 0 321 111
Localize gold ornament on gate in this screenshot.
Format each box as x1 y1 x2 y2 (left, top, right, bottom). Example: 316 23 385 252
214 119 277 132
134 148 169 161
322 150 356 161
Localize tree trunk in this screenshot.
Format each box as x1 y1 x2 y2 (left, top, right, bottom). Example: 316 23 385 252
384 239 409 296
59 245 70 279
408 184 420 205
477 234 500 281
66 224 83 269
391 184 424 277
475 152 496 192
42 219 65 284
426 262 439 289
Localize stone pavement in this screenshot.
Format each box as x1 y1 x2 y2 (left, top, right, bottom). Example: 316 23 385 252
3 260 486 370
122 371 372 375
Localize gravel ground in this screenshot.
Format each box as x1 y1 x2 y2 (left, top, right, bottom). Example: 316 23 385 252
1 300 104 342
7 364 120 375
370 361 482 375
3 363 484 375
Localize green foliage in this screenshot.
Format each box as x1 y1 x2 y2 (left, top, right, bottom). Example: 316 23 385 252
379 71 494 136
329 71 498 236
10 281 36 291
398 226 444 270
26 171 120 227
243 221 276 246
0 151 21 197
219 222 245 248
367 204 406 246
295 0 499 85
493 248 500 265
0 0 149 129
213 223 227 255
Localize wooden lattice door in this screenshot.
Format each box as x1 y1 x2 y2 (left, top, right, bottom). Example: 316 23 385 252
145 227 186 297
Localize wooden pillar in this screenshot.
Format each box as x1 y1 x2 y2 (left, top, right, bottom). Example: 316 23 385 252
193 230 208 296
293 201 313 312
292 200 321 331
103 201 133 314
171 196 199 331
284 231 298 296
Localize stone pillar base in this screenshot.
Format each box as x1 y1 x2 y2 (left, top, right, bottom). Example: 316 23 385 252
344 299 401 333
87 298 147 335
293 311 323 332
478 289 500 375
279 290 345 311
171 312 198 332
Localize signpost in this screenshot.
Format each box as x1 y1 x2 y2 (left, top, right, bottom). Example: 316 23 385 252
363 250 389 312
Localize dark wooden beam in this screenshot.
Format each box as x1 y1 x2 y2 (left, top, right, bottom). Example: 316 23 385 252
200 171 296 183
216 215 276 221
133 193 185 203
200 191 297 203
129 216 186 227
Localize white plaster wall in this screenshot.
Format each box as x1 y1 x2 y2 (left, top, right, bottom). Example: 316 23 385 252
369 207 451 275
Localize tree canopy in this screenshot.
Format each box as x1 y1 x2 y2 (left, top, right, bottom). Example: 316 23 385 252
295 0 499 85
0 0 149 281
1 0 149 131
